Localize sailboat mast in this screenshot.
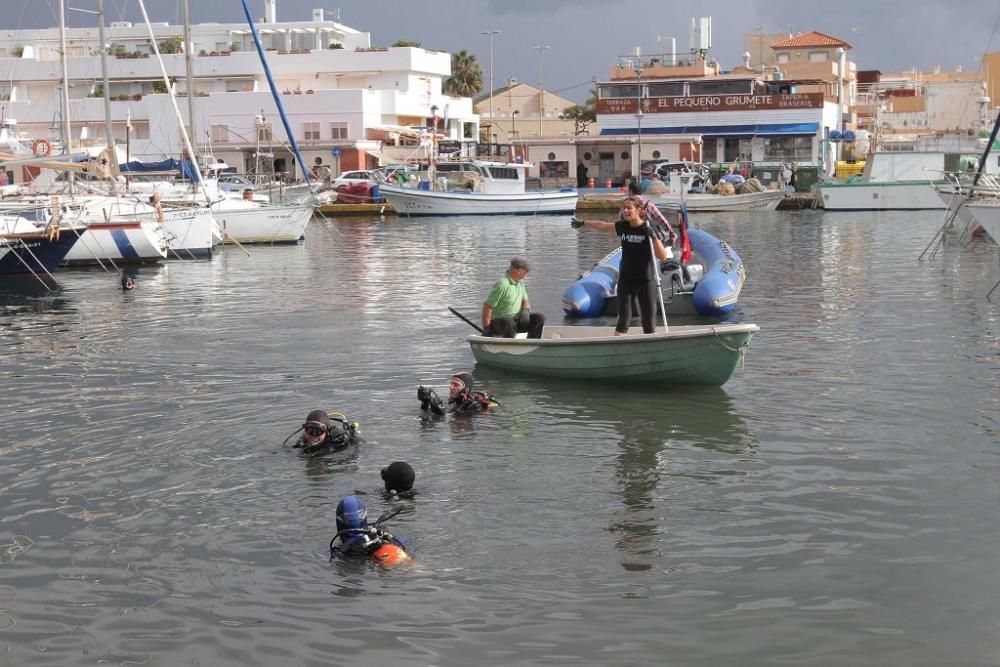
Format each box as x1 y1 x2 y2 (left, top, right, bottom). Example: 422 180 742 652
58 0 74 192
181 0 197 156
96 0 113 153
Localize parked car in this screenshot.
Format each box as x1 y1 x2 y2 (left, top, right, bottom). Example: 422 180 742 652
217 173 256 192
331 170 376 189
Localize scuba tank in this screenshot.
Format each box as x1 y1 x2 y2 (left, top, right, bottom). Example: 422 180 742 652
330 496 411 569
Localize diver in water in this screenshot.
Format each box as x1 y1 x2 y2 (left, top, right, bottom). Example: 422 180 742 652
121 275 136 290
329 495 411 569
286 409 362 453
381 461 415 499
418 371 498 417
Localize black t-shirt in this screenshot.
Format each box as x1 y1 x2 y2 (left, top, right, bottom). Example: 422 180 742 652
616 219 655 282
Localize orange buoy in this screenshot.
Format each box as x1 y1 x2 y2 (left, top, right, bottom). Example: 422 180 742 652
372 543 411 569
32 138 52 158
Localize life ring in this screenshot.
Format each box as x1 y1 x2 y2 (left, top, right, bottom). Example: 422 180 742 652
32 139 52 158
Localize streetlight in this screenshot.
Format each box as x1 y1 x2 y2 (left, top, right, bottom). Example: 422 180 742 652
481 30 500 131
635 66 643 183
533 44 550 136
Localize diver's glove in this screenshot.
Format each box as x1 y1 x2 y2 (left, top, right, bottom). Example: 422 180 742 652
570 216 584 229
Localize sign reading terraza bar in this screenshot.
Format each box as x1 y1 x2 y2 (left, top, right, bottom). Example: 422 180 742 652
597 92 824 114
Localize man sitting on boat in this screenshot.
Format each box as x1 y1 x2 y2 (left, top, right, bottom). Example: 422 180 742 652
418 371 498 416
481 257 545 338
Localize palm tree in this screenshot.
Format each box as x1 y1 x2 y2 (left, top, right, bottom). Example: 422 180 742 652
443 50 483 97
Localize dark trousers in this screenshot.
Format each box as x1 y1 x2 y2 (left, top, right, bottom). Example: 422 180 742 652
616 279 658 334
486 311 545 339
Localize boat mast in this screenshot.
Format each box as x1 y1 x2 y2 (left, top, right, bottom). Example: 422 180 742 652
96 0 114 194
181 0 197 159
58 0 74 193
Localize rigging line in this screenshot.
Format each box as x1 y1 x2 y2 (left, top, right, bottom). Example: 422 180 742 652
549 78 599 94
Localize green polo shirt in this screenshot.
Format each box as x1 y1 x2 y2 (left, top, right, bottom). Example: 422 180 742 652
485 273 528 320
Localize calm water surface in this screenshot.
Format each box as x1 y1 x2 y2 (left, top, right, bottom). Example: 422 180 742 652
1 209 998 666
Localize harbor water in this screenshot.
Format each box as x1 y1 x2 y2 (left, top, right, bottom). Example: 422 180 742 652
1 209 998 666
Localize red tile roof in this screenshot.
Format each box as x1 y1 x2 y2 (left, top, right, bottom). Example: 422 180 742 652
770 31 852 49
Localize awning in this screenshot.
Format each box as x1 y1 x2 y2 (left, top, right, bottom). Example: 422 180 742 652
601 122 819 137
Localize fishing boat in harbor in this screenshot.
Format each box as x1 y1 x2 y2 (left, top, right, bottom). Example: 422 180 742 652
377 160 578 216
646 173 784 212
467 322 758 387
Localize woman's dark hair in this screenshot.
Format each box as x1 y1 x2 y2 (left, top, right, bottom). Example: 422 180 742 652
622 195 648 220
627 179 642 196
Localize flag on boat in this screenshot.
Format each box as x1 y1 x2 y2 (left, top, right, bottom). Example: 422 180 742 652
678 200 692 264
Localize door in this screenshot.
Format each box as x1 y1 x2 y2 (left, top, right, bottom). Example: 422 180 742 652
598 152 615 183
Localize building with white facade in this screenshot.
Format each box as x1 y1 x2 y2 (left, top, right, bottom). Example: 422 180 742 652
0 2 478 182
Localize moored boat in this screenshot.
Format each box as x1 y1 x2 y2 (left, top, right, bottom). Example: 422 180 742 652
467 323 758 387
378 160 577 216
563 228 744 318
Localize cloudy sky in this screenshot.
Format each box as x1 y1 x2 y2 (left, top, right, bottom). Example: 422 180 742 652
9 0 1000 102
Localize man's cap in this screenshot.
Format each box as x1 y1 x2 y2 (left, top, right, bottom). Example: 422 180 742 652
509 257 530 271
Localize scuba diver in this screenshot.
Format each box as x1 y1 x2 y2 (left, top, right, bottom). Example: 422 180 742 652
418 371 499 417
329 495 411 569
121 275 136 290
285 409 362 454
381 461 415 498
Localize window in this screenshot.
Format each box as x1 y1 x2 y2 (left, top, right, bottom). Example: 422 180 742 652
776 53 790 64
599 84 640 99
652 150 661 159
763 136 812 161
303 121 321 140
809 51 828 63
211 124 229 142
487 167 519 180
688 80 753 96
647 82 684 97
547 152 556 160
329 121 348 140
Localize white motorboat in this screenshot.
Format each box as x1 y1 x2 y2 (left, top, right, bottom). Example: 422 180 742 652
963 200 1000 244
377 160 578 216
645 171 784 212
818 150 986 211
209 198 312 244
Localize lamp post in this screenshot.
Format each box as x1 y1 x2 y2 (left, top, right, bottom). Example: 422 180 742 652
481 30 500 133
533 44 550 136
635 67 643 183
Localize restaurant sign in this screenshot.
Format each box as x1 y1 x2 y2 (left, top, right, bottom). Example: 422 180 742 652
597 93 824 114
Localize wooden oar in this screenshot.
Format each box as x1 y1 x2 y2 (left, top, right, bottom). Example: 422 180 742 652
448 306 484 334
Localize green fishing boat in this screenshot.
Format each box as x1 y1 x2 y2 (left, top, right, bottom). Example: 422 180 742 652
467 323 758 387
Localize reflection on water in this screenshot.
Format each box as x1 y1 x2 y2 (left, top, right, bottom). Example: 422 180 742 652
0 211 999 665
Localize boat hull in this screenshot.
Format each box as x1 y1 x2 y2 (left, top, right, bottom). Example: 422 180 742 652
63 220 167 265
818 181 944 210
0 232 79 275
964 201 1000 244
468 323 758 387
379 183 578 216
212 204 311 244
649 189 784 212
161 208 217 257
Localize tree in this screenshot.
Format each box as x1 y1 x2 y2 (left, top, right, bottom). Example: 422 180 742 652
443 50 482 98
560 104 596 136
392 39 421 48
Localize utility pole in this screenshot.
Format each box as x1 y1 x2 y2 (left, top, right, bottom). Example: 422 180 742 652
533 44 549 136
481 30 500 141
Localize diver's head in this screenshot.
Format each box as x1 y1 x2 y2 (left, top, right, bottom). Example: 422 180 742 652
381 461 415 494
121 275 135 290
449 371 474 401
335 495 368 535
301 409 330 447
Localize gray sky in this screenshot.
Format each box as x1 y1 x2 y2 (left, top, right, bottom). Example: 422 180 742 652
9 0 1000 102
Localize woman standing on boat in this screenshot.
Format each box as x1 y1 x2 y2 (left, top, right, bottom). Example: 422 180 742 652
572 196 671 335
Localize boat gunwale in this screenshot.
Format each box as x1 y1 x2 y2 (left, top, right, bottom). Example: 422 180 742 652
468 323 759 347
